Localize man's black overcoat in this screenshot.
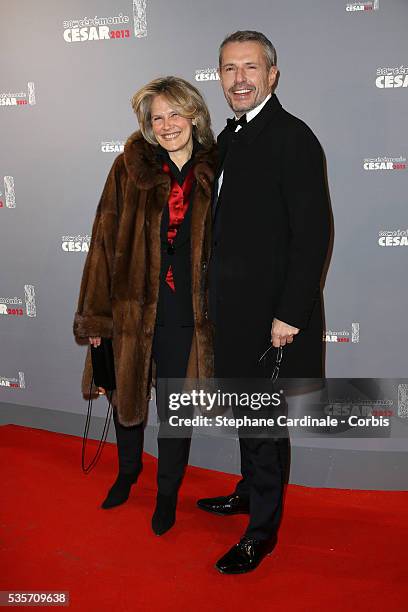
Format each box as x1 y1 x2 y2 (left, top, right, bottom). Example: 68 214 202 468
209 94 331 379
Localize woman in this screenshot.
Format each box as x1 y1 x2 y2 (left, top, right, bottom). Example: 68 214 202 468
73 76 216 535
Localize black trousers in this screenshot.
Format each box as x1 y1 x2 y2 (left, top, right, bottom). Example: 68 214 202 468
113 324 194 496
234 435 289 541
214 327 290 542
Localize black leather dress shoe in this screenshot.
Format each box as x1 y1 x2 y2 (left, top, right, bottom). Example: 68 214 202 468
151 493 177 536
196 493 250 515
216 536 277 574
101 470 140 509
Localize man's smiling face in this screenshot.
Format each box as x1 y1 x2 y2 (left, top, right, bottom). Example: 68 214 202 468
219 41 278 117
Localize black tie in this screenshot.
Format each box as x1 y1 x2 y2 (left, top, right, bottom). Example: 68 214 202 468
226 114 247 131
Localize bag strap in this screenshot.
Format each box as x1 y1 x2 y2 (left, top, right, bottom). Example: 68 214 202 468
81 374 113 473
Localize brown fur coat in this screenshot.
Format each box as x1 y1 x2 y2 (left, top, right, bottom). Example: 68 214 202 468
73 131 216 426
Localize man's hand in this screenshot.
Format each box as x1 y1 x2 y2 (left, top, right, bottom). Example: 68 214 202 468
271 318 300 347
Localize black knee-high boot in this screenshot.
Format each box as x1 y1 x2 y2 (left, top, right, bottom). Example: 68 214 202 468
101 408 144 509
151 434 191 534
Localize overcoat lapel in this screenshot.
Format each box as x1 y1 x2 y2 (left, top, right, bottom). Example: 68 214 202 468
212 94 283 221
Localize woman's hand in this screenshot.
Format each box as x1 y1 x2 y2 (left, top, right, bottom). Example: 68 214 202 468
88 337 104 393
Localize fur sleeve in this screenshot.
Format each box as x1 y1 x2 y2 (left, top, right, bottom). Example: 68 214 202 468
73 156 123 339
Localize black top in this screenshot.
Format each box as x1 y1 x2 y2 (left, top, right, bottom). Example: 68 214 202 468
154 140 200 327
156 139 200 185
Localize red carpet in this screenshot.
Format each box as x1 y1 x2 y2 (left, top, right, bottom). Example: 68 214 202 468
1 424 407 611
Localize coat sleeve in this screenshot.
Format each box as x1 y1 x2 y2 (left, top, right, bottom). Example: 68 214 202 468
274 121 331 330
73 156 123 339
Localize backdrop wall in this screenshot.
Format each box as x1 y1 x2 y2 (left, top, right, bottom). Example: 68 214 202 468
1 0 407 489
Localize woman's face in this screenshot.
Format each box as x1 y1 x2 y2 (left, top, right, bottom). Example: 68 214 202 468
150 94 193 155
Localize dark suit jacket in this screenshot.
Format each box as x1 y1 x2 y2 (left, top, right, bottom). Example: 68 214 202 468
209 94 331 379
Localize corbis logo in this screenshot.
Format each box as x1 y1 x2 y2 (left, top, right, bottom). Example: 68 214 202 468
376 65 408 88
0 82 36 107
378 229 408 247
101 140 124 153
0 285 37 318
363 156 406 171
61 234 90 253
63 0 147 43
0 176 16 208
0 371 25 389
195 68 220 82
324 323 360 344
346 0 379 11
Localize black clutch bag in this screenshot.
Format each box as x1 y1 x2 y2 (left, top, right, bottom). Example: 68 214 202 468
90 337 116 391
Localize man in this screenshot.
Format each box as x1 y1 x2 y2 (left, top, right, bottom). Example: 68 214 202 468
197 31 330 573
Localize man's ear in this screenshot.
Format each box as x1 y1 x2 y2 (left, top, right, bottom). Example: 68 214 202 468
268 65 279 89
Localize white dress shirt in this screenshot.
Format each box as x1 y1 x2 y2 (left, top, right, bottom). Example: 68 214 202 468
217 93 272 196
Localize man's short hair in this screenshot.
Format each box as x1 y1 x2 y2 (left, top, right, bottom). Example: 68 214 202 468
219 30 277 70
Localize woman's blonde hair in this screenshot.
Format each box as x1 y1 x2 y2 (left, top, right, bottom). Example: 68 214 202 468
131 76 214 150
